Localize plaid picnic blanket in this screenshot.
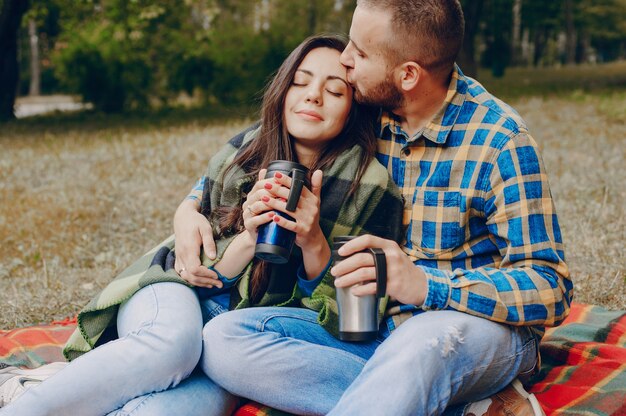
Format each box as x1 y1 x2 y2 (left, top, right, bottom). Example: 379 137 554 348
2 303 624 415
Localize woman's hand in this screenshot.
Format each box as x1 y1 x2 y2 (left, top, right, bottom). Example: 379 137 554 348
173 199 222 288
260 170 330 278
262 169 325 250
241 169 277 238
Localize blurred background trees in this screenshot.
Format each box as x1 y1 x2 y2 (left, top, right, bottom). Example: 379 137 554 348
1 0 625 119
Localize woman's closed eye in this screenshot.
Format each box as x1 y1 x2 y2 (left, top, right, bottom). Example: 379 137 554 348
326 89 343 97
325 80 347 97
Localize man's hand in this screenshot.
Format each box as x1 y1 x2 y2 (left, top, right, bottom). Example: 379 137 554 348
173 198 222 288
331 235 428 306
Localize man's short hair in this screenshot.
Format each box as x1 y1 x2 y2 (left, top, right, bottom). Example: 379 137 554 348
358 0 464 76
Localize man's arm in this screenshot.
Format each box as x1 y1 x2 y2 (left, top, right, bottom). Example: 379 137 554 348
173 179 222 288
419 134 572 327
334 133 573 328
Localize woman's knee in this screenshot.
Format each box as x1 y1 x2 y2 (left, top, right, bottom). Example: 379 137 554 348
117 283 204 377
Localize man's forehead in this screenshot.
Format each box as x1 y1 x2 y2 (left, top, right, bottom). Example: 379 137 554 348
350 6 391 54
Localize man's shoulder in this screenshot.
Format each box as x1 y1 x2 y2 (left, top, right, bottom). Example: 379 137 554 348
457 71 528 138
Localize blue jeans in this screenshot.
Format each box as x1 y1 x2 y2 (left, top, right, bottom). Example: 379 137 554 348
2 283 238 416
201 307 538 416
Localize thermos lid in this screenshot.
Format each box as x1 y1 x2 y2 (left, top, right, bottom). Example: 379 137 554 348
266 160 309 175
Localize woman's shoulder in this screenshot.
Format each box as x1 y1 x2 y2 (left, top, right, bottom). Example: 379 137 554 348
207 122 262 173
227 121 262 150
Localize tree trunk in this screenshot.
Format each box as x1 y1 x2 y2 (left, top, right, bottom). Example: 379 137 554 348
28 18 40 96
0 0 30 121
564 0 576 64
533 28 547 66
307 1 317 34
511 0 522 65
458 0 484 78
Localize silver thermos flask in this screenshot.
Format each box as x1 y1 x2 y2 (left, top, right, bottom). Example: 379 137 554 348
332 236 387 342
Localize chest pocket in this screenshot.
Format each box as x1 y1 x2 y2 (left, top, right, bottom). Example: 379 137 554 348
406 190 466 256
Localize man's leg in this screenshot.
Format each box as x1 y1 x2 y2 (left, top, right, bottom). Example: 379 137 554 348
202 307 536 416
328 310 537 415
201 307 380 415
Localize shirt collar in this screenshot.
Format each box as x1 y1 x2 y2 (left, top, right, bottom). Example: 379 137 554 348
380 64 468 145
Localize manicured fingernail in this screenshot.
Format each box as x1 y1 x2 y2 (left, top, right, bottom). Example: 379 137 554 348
274 172 283 179
273 216 280 222
264 183 272 190
268 212 274 217
262 196 270 202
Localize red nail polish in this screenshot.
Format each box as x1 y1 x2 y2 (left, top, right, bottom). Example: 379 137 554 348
264 183 272 190
273 216 280 222
262 196 270 202
275 172 283 179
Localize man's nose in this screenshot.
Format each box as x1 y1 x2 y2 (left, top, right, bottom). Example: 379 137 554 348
340 45 354 68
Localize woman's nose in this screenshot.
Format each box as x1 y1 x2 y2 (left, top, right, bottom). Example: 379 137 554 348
305 85 322 104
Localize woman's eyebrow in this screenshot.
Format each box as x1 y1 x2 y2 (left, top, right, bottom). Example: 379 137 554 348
296 69 349 88
326 75 350 88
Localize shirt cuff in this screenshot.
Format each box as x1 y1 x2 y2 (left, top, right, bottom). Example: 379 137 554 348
186 177 205 201
420 265 452 310
297 259 332 297
208 266 244 289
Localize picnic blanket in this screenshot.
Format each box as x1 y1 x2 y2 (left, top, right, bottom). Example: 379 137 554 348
2 303 625 415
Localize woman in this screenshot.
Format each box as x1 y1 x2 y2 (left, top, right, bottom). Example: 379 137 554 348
0 35 403 416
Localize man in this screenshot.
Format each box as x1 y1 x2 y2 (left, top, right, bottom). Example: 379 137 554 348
196 1 572 415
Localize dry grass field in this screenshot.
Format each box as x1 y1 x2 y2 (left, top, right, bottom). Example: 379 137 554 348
0 90 624 329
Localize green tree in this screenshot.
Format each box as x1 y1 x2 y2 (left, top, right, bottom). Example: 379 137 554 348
458 0 484 78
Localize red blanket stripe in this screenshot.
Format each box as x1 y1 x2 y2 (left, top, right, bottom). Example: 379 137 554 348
2 303 625 416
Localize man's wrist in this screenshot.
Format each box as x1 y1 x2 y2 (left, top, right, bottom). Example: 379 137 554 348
419 266 452 310
409 266 429 306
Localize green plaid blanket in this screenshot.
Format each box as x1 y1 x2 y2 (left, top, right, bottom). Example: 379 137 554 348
63 125 404 360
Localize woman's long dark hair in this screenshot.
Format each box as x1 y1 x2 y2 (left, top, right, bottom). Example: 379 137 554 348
219 34 378 303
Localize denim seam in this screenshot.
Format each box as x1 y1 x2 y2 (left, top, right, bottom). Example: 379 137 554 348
117 285 159 340
117 391 157 416
257 312 371 367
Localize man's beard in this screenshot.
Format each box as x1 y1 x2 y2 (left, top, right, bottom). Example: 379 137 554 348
353 74 403 110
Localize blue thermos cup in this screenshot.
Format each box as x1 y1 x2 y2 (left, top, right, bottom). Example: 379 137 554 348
255 160 309 264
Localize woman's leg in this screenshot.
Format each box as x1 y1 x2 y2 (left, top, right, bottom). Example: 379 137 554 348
201 307 380 415
105 298 239 416
106 369 239 416
2 282 204 416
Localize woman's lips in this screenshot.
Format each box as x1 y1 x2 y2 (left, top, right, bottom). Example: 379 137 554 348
296 110 324 121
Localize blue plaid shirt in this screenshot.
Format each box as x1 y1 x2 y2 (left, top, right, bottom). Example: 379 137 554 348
378 66 572 337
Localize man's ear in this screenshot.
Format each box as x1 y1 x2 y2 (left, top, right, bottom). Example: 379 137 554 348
398 61 422 92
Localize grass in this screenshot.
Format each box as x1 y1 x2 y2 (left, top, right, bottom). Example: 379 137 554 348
1 69 625 329
477 60 626 102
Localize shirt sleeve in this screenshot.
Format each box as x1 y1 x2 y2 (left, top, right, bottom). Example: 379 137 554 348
421 133 573 327
297 259 332 297
186 176 206 202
